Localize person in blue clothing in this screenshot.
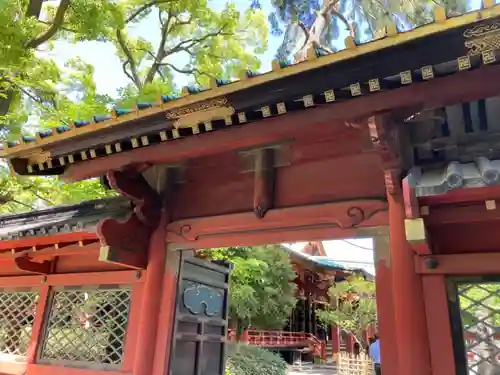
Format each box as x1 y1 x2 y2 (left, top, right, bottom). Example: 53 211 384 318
369 334 381 375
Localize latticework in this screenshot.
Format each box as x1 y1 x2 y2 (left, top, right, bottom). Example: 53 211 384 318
337 352 373 375
0 290 38 357
39 287 131 366
458 282 500 375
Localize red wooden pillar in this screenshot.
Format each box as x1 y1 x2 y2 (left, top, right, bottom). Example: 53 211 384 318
388 191 432 375
374 233 398 375
331 326 340 355
346 333 355 353
133 210 169 375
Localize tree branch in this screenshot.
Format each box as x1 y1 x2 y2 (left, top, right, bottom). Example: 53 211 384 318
126 0 175 23
164 26 231 57
144 12 173 84
160 63 216 79
26 0 44 18
26 0 71 49
116 29 143 89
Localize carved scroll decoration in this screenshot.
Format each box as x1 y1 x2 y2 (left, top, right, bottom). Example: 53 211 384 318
96 168 162 269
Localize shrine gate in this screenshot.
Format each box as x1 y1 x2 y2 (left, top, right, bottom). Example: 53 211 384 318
3 3 500 375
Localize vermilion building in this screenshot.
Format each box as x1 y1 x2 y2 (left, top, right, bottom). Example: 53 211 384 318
2 4 500 375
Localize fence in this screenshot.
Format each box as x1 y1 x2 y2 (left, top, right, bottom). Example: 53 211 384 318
337 352 373 375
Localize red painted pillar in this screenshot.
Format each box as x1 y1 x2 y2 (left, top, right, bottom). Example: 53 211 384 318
388 191 432 375
374 234 398 375
133 210 169 375
331 326 340 355
346 333 355 353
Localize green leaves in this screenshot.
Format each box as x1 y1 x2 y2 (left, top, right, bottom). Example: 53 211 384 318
226 344 287 375
317 275 377 346
204 245 297 331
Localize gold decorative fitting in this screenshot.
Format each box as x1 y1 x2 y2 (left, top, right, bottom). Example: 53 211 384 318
80 151 87 160
192 125 200 134
105 145 113 154
68 154 74 164
324 90 335 102
350 83 362 96
237 112 247 123
464 21 500 55
159 131 168 141
458 55 471 70
400 70 412 84
277 102 287 114
261 106 271 118
344 36 356 49
89 149 97 158
115 143 122 153
307 46 318 61
271 60 281 71
484 0 495 8
204 121 213 131
167 97 235 129
27 165 33 173
38 163 44 171
46 160 53 169
434 7 446 22
421 66 434 80
482 50 496 63
131 138 139 148
303 95 314 107
386 23 398 37
224 116 233 126
368 79 380 92
141 136 149 146
58 157 65 166
172 129 180 138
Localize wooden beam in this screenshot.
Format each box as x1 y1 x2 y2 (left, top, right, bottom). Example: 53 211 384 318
14 257 51 274
0 242 100 261
253 148 275 218
63 64 500 182
166 199 388 249
415 253 500 274
0 232 97 250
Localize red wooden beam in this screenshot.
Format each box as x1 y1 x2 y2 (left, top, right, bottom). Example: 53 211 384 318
166 199 388 249
415 253 500 275
0 242 100 261
64 64 500 182
0 232 97 250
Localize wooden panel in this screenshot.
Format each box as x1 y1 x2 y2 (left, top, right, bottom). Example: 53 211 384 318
26 364 129 375
55 254 130 273
429 221 500 254
275 154 385 207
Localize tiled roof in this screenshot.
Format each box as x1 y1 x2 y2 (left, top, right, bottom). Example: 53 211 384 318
4 5 500 175
407 157 500 197
0 197 131 240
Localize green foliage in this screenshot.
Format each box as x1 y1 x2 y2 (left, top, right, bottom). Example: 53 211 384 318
226 344 287 375
0 173 115 214
204 245 297 331
317 275 377 346
458 283 500 328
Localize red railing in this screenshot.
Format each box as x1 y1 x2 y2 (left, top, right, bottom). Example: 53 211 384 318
227 329 326 359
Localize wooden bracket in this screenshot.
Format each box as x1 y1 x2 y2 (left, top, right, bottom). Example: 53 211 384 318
97 168 163 269
402 176 420 219
367 114 404 195
253 148 276 218
14 257 51 274
405 218 431 255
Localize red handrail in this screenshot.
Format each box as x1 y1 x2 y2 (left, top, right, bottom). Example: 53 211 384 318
227 329 326 359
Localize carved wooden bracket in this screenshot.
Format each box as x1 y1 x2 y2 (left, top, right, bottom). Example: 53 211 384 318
15 257 51 274
367 114 403 195
97 168 162 269
405 218 431 255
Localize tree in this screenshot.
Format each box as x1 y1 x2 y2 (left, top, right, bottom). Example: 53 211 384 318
0 0 268 214
263 0 468 61
203 245 297 337
317 274 377 348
